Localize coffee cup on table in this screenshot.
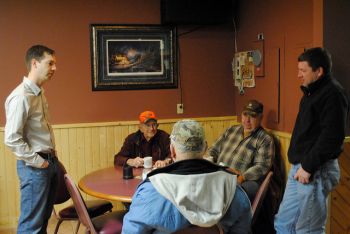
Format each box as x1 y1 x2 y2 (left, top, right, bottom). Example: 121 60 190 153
143 156 153 169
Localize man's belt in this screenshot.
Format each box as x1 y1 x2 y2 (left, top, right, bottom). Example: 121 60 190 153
37 151 56 160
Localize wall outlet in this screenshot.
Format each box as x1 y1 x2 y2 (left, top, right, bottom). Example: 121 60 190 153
177 104 184 114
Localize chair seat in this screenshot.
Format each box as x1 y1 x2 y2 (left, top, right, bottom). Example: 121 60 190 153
59 200 113 219
92 210 127 233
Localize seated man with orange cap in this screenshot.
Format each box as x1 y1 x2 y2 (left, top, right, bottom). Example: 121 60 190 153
114 111 172 168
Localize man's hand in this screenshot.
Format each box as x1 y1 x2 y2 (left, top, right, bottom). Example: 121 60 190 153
41 160 49 168
294 166 311 184
226 167 241 175
127 157 144 168
154 158 171 168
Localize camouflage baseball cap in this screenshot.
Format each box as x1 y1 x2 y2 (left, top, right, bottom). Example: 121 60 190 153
170 119 205 152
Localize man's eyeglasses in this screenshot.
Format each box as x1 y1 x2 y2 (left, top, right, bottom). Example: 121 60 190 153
144 123 159 128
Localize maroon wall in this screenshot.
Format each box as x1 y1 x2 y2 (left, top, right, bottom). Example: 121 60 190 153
0 0 236 125
1 1 326 134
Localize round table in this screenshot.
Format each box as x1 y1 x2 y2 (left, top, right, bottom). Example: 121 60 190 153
78 166 143 203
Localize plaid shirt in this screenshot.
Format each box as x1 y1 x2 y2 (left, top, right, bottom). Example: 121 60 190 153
207 125 274 181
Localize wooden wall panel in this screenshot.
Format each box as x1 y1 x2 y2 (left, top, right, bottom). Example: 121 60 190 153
0 134 19 228
270 130 292 172
331 141 350 233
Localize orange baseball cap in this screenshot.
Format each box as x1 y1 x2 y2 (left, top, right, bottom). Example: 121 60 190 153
139 111 157 123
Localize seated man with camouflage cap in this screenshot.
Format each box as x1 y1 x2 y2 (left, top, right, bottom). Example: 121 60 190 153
122 119 252 233
206 99 274 201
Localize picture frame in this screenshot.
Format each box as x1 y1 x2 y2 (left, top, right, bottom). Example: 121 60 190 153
90 24 177 91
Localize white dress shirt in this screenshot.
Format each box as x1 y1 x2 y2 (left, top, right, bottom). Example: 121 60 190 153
4 77 55 168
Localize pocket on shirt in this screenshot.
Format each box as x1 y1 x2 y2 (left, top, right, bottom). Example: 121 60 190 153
241 144 257 163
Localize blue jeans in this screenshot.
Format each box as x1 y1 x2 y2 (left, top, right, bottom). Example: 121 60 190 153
16 156 58 234
241 180 260 202
274 159 339 234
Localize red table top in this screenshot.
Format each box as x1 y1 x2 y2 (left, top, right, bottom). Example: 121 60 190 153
78 167 143 203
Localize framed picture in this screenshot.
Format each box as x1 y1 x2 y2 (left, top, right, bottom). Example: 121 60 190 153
90 24 177 90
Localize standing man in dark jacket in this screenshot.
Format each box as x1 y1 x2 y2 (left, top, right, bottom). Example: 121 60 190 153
275 47 349 233
114 111 172 168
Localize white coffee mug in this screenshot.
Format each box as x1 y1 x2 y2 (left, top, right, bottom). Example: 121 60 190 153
143 156 153 169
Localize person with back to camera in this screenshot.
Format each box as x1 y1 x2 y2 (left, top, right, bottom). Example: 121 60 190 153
206 99 274 202
122 119 252 234
274 47 349 233
114 111 172 168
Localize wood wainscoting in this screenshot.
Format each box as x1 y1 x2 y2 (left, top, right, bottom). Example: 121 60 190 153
330 138 350 233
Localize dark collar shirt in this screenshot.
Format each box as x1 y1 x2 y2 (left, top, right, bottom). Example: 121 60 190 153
114 129 171 166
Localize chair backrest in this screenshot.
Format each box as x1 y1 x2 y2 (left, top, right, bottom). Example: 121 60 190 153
64 174 97 234
54 160 71 204
251 171 273 224
172 224 224 234
269 133 287 213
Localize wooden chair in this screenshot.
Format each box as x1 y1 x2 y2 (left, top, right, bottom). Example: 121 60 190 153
251 171 273 225
172 224 224 234
53 161 113 234
64 174 126 234
252 133 287 233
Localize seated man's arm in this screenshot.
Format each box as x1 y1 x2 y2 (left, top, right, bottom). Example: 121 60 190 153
154 158 172 168
114 135 141 167
206 126 233 162
122 189 154 234
154 130 172 168
240 136 274 183
122 181 189 233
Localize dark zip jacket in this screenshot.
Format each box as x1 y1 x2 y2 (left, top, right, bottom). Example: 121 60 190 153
114 129 170 166
288 74 349 174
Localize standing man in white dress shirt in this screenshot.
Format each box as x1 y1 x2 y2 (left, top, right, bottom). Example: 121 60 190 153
4 45 58 234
